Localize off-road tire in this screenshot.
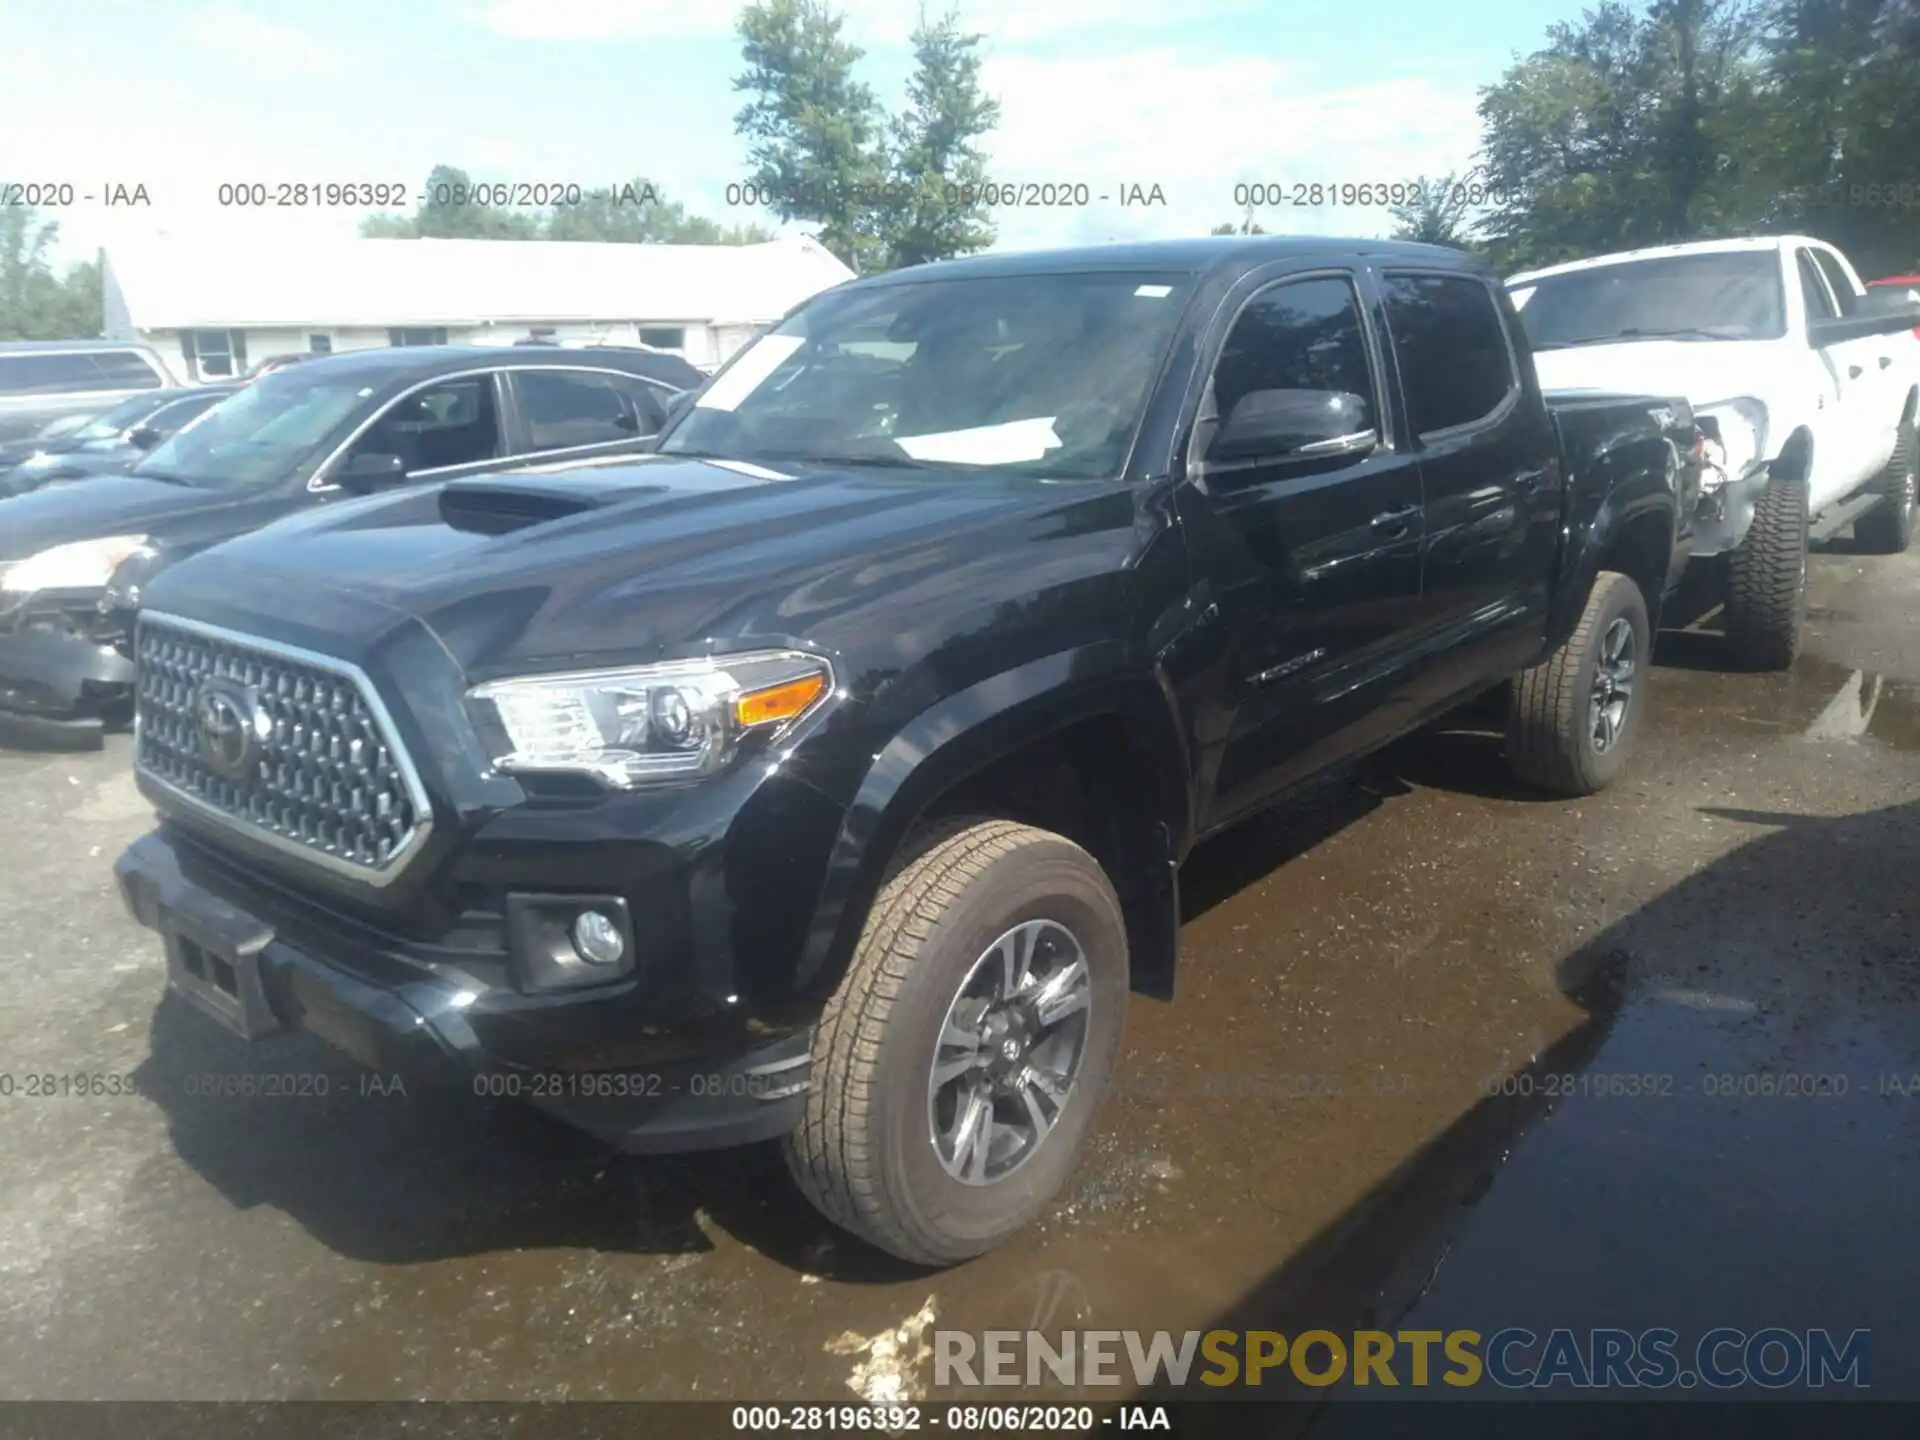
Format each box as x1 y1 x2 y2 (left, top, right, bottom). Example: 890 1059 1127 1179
1854 421 1917 555
783 818 1129 1266
1722 472 1808 671
1507 570 1650 796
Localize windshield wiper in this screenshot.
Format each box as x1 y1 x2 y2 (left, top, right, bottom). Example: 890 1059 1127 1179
132 467 199 487
786 452 938 470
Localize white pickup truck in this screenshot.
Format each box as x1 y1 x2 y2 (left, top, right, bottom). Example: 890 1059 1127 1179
1507 236 1920 669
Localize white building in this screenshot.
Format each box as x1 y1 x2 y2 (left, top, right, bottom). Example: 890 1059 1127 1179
99 233 856 381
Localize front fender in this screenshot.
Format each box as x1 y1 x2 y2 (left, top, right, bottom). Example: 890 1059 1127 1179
1544 428 1680 656
792 642 1189 998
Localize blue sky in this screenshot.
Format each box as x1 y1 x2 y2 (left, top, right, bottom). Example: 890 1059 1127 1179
4 0 1594 268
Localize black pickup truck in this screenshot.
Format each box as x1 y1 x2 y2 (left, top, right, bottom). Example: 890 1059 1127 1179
113 238 1698 1265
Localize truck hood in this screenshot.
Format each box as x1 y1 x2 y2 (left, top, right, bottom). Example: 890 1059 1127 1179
142 454 1142 680
0 473 304 560
1531 339 1783 410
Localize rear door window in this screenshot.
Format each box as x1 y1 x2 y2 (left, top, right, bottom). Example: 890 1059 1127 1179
513 369 657 452
1381 274 1518 436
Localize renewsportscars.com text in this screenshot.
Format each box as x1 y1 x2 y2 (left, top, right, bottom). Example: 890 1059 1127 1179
934 1327 1871 1390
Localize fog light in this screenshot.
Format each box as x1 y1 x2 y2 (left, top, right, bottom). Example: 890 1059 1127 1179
571 909 626 966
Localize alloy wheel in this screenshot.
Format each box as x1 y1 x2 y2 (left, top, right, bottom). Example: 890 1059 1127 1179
1590 616 1636 754
927 918 1092 1186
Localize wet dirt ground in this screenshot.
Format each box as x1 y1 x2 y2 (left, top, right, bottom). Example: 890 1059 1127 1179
1 537 1916 1418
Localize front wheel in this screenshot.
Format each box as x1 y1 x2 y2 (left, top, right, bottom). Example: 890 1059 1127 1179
1722 472 1808 670
1507 569 1650 796
784 818 1129 1266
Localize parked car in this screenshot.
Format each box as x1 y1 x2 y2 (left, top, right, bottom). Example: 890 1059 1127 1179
0 385 242 498
0 345 703 742
0 340 177 448
0 409 104 473
1508 236 1920 669
111 236 1701 1264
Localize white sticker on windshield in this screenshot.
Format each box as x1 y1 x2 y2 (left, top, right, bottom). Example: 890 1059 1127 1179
1508 286 1536 310
1134 284 1173 297
894 416 1063 465
694 334 806 412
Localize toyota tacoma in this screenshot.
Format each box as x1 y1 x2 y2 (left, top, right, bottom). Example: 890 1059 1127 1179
115 237 1699 1264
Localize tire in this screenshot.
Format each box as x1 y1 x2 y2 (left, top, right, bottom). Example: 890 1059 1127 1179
784 817 1129 1266
1854 421 1917 555
1722 471 1808 671
1507 569 1649 797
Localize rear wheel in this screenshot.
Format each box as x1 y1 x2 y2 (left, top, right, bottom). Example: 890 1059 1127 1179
1854 421 1917 555
1507 569 1650 796
1722 471 1808 671
784 818 1128 1266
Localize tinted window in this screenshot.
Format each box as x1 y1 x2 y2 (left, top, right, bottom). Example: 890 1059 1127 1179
352 376 502 472
515 369 658 451
639 327 686 349
1512 251 1787 347
147 392 225 434
1797 252 1837 321
1383 273 1516 435
660 273 1192 478
76 390 176 438
309 334 333 354
1209 275 1377 430
0 352 130 395
90 350 165 388
1808 250 1859 315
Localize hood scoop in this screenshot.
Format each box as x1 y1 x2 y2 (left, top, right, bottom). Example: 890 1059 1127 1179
438 477 633 535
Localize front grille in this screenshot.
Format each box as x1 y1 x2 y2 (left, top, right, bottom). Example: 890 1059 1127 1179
134 614 429 880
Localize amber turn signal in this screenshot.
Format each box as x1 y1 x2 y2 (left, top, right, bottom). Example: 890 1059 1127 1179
734 671 827 728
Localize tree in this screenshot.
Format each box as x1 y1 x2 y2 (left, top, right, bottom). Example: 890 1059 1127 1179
0 207 101 340
1387 173 1480 248
1209 212 1267 235
874 11 999 268
1475 1 1768 271
733 1 1000 272
733 0 888 270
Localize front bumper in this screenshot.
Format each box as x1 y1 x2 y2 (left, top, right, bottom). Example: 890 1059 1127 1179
1686 465 1773 560
0 617 135 733
114 828 814 1153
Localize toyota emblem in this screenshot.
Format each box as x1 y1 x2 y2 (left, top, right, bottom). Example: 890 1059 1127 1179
193 680 268 781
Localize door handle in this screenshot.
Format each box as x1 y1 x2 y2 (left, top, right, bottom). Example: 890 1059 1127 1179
1848 363 1863 379
1880 355 1894 370
1369 504 1419 535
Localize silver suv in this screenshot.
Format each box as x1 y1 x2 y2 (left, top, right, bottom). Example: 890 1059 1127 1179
0 340 179 449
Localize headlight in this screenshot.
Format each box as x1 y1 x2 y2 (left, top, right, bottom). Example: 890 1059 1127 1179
1694 399 1768 490
0 534 151 594
467 650 834 788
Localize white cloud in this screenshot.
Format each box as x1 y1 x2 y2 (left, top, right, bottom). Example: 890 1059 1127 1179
461 0 1264 46
974 50 1487 249
185 10 347 77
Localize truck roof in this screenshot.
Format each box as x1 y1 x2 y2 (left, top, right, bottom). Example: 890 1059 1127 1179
1508 235 1823 286
847 235 1493 290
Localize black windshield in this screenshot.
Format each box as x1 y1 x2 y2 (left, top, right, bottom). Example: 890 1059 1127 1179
1511 251 1787 348
658 272 1192 478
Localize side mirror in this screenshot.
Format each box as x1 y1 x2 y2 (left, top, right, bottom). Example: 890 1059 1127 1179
1209 388 1376 463
126 426 162 450
331 451 408 492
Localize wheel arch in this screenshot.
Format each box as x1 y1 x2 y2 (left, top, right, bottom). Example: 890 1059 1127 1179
794 648 1191 1005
